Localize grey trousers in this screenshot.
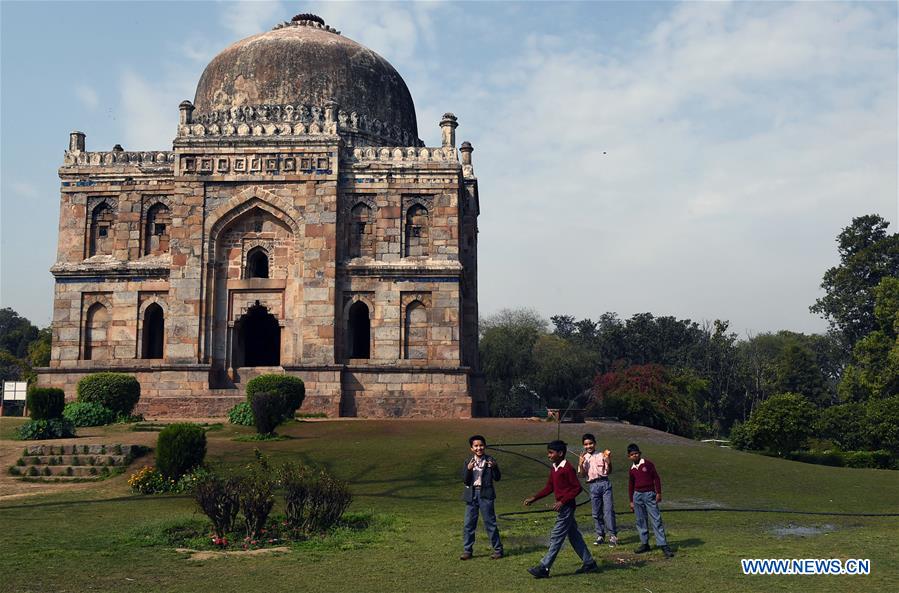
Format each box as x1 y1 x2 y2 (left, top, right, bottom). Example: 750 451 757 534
462 490 503 553
588 479 617 538
540 501 594 569
632 490 668 546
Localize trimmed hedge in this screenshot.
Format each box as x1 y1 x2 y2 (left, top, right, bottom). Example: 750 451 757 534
26 387 65 420
77 373 141 415
156 423 207 480
246 375 305 419
250 392 286 435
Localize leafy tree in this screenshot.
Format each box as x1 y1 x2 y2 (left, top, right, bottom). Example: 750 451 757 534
817 402 869 451
810 214 899 348
774 340 828 405
742 393 818 455
866 395 899 455
590 364 697 437
27 327 51 369
0 308 51 382
0 308 39 358
479 308 546 416
0 351 25 383
530 334 598 408
838 277 899 401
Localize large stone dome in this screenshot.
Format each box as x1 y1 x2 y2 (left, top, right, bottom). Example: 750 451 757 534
192 14 419 144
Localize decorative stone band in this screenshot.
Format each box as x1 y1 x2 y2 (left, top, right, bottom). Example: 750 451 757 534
342 146 458 164
63 150 175 167
182 103 422 147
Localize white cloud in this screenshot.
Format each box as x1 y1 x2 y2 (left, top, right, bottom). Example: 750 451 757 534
74 84 99 110
119 68 195 150
219 0 285 39
309 1 441 65
460 1 896 333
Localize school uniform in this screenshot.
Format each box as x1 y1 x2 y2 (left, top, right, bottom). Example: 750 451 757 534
628 457 669 547
529 459 594 570
461 455 503 555
581 451 617 540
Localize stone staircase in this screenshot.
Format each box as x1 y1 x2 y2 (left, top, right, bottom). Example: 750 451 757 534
8 444 146 482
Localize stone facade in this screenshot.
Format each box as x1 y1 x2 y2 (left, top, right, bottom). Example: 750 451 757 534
38 15 485 419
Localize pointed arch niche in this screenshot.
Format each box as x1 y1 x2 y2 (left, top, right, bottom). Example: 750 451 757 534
138 296 167 360
342 294 374 361
82 294 113 360
87 199 115 257
143 201 172 256
402 292 432 361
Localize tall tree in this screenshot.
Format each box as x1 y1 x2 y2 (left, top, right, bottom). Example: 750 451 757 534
479 308 547 416
810 215 899 348
838 277 899 401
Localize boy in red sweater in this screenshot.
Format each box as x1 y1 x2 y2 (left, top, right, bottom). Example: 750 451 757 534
523 440 597 578
627 443 674 558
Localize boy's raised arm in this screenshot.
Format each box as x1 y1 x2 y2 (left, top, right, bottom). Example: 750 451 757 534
462 458 474 484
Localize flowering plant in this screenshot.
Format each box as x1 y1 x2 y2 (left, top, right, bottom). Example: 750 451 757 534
128 466 175 494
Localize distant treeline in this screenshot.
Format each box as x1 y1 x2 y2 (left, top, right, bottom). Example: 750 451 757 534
479 214 899 462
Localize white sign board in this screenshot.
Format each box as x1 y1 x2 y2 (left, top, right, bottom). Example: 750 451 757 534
2 382 27 401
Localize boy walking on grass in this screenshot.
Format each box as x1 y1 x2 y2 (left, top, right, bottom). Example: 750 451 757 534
461 435 503 560
627 443 674 558
577 433 618 546
523 440 597 578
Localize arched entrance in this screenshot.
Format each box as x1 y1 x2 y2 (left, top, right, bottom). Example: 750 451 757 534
234 304 280 366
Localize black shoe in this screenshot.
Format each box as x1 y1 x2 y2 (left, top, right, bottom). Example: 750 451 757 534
574 561 598 574
661 546 674 558
528 565 550 579
634 544 651 554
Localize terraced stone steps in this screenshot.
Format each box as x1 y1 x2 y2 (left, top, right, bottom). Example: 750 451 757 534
8 443 147 482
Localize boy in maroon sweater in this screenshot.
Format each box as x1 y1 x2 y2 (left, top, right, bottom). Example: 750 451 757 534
627 443 674 558
523 440 597 578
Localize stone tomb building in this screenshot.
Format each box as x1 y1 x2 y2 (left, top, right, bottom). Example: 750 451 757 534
39 14 484 418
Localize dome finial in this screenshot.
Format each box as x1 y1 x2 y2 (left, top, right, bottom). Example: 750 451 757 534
273 13 339 34
292 13 325 26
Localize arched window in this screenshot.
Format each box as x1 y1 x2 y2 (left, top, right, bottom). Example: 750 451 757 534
89 203 114 256
144 203 171 256
347 301 371 359
404 204 429 257
348 203 373 258
246 247 270 279
404 300 428 360
83 302 109 360
141 303 164 359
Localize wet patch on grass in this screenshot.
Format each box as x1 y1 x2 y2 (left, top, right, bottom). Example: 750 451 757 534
770 523 836 537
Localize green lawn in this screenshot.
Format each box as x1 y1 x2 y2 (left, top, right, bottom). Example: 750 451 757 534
1 417 897 593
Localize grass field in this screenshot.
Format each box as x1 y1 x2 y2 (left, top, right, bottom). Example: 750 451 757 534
1 416 897 593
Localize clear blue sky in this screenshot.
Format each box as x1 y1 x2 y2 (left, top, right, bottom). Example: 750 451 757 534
2 1 897 336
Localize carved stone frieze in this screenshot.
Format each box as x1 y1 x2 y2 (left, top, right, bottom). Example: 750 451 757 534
63 151 175 168
181 102 421 147
343 146 458 165
180 153 332 176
